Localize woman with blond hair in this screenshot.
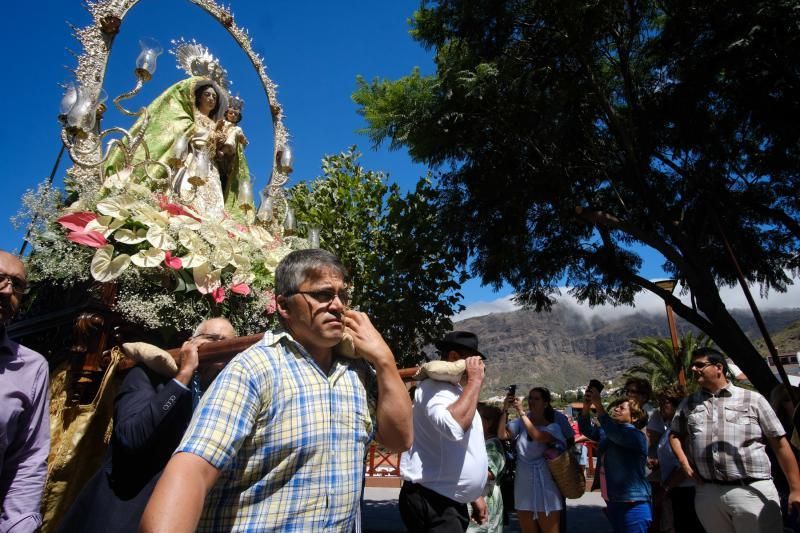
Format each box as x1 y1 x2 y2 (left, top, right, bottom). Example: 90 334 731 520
579 386 651 532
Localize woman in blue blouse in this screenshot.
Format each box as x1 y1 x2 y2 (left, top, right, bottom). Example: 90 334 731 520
578 387 651 533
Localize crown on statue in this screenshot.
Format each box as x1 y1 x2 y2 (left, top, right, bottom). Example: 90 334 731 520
229 95 245 111
171 38 229 89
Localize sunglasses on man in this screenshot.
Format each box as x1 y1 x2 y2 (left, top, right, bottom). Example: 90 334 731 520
285 289 350 306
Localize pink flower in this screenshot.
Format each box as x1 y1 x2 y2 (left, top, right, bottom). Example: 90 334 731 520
57 212 97 232
156 195 200 221
212 286 226 303
230 283 251 296
67 230 107 248
163 251 183 270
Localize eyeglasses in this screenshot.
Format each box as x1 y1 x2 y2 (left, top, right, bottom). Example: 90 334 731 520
690 361 715 370
192 333 228 342
0 273 29 295
286 289 350 306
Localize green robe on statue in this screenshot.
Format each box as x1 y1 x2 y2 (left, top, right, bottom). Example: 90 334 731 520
104 76 252 220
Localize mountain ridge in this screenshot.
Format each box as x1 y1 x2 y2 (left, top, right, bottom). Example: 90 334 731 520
448 304 800 395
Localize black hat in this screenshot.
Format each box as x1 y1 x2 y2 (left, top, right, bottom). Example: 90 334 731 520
434 331 485 360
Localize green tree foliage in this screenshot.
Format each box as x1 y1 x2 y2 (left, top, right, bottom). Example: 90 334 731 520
288 148 467 366
625 332 713 391
353 0 800 395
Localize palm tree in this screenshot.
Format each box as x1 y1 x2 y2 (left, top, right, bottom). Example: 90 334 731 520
625 332 714 391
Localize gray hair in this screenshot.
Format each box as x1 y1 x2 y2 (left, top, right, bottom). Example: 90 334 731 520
192 317 235 337
275 249 348 296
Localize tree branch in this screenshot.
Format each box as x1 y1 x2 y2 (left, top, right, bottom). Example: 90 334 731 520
653 151 688 177
574 206 687 271
629 274 716 333
755 204 800 240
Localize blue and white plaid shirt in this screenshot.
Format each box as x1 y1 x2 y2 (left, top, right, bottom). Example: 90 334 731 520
177 329 377 532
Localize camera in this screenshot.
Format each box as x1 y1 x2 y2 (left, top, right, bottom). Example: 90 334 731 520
588 379 604 394
506 384 517 397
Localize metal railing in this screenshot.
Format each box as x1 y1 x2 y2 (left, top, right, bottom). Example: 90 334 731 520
365 444 401 477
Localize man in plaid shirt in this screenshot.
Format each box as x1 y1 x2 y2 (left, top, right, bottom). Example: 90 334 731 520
670 347 800 532
140 249 412 532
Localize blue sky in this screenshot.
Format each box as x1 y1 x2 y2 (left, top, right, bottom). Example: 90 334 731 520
1 0 685 310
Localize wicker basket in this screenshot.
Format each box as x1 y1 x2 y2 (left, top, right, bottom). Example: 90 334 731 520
546 450 586 499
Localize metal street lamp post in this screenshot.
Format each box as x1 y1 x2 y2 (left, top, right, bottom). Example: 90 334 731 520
655 279 685 386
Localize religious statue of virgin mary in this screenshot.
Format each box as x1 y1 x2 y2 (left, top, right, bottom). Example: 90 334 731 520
104 39 253 220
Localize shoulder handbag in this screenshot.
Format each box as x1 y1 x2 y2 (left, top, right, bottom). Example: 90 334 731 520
546 448 586 499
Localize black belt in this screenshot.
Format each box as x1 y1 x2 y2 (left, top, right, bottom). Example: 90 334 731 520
700 477 765 486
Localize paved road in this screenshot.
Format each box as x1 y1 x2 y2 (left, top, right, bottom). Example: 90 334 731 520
362 487 610 532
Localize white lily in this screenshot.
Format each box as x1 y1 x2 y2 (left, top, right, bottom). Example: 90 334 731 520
210 239 235 268
90 245 131 282
133 204 170 228
85 216 125 237
178 228 206 251
264 246 291 271
249 226 276 248
170 215 202 231
230 253 251 270
102 168 132 190
63 199 87 213
146 225 176 250
114 228 148 244
96 194 135 219
131 247 166 267
232 268 256 285
180 250 209 269
192 262 222 294
127 182 153 198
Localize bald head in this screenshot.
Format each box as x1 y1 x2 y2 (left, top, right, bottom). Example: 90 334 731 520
194 317 236 340
0 251 25 278
0 251 26 327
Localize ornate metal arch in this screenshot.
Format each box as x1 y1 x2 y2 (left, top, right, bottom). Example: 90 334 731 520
64 0 290 210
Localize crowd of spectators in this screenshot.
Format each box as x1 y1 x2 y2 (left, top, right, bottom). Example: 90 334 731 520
2 246 800 533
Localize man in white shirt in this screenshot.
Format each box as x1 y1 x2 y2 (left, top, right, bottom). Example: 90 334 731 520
400 331 489 532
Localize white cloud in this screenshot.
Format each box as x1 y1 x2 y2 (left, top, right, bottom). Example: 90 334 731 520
455 277 800 321
454 295 518 320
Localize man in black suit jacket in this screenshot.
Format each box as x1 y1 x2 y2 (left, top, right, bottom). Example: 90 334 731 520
58 318 235 533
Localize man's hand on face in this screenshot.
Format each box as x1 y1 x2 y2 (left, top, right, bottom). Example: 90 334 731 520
342 309 395 367
464 356 485 386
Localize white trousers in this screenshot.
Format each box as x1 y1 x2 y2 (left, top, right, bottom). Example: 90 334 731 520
694 478 782 533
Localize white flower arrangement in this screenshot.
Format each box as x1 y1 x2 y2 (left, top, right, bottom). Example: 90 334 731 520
19 178 305 336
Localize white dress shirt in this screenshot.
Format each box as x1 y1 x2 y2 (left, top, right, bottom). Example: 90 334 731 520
400 379 488 503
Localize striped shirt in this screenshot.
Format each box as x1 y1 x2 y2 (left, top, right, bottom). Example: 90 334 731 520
177 330 377 532
671 383 784 482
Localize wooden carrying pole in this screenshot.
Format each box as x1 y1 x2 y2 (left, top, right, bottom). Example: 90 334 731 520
165 334 263 364
162 335 421 382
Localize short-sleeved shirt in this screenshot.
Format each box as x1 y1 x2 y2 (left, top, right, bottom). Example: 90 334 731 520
177 330 377 532
671 383 785 482
400 379 488 503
